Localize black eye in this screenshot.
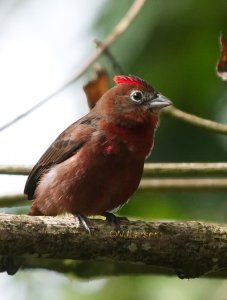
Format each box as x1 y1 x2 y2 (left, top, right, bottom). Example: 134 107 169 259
130 90 143 103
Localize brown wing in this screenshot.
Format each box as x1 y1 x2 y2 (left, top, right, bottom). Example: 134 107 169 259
24 114 97 200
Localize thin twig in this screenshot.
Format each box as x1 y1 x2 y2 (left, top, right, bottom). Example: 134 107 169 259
144 162 227 175
94 39 125 74
164 106 227 135
140 178 227 190
2 163 227 176
0 0 146 133
0 165 32 175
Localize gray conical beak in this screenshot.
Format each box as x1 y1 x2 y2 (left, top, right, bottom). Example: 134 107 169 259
149 94 172 109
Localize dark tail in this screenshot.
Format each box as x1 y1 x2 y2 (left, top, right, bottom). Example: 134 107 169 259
0 255 23 275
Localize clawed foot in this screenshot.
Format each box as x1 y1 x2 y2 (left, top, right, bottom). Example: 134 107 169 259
102 212 128 230
74 212 128 232
74 212 91 234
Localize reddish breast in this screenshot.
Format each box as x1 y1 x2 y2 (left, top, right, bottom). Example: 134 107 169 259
100 116 157 159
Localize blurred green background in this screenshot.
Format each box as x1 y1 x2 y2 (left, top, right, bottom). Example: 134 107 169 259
100 0 227 224
1 0 227 299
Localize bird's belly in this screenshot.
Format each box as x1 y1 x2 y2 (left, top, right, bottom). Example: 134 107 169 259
31 143 144 216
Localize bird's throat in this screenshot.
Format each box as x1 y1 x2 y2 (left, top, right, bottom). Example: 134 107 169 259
100 117 156 159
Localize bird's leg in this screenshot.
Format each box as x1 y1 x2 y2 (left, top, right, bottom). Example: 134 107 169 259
102 212 128 230
74 212 91 234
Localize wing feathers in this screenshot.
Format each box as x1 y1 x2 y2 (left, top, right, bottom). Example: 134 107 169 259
24 114 97 200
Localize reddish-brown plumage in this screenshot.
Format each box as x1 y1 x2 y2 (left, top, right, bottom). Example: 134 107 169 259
26 75 172 217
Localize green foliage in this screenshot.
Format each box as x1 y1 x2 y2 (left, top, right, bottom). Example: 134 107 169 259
97 0 227 222
94 0 227 299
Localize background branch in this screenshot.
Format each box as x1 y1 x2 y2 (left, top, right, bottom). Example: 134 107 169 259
164 106 227 135
140 178 227 190
1 214 227 279
1 163 227 208
144 162 227 175
0 0 146 133
2 162 227 176
0 165 32 175
94 39 125 74
2 176 227 209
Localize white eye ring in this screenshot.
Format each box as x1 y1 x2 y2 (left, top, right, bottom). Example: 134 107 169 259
130 90 144 103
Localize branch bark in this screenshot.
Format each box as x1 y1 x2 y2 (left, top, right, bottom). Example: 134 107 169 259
0 214 227 279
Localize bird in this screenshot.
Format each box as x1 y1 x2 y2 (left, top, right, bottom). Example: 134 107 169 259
26 75 172 221
0 75 172 274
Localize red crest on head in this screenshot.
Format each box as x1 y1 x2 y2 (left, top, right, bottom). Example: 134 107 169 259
113 75 150 89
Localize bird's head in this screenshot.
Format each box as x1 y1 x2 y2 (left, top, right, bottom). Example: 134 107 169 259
95 75 172 126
